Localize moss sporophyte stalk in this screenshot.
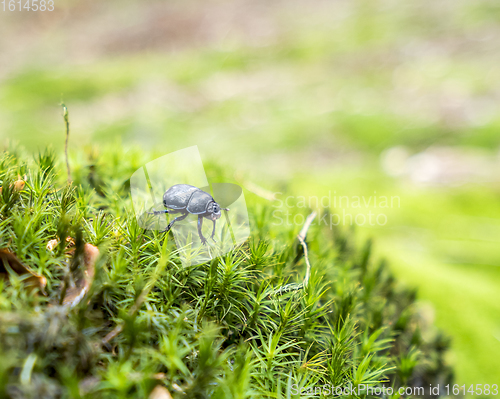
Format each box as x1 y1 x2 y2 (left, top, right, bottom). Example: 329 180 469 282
0 145 453 398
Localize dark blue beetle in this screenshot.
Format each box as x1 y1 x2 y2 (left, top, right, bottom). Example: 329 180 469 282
149 184 229 244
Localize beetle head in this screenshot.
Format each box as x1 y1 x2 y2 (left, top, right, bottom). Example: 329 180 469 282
207 202 221 220
207 202 230 220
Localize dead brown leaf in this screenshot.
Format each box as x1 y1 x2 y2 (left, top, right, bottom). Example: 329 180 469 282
63 243 99 307
0 177 26 194
149 385 173 399
13 179 26 192
0 249 46 293
47 236 76 252
46 239 59 252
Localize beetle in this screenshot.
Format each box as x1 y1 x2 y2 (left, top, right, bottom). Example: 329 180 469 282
149 184 229 244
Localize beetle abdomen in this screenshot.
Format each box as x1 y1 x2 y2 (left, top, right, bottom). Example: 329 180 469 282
163 184 200 209
187 190 213 214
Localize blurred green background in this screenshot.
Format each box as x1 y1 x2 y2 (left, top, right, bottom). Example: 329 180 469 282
1 0 500 390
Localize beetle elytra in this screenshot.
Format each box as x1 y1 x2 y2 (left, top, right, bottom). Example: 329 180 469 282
149 184 229 244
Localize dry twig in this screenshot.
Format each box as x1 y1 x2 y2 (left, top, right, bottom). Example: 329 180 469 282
0 249 47 293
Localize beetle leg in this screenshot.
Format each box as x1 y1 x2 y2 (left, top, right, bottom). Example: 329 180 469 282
149 208 173 215
197 215 207 245
163 212 188 233
211 219 217 242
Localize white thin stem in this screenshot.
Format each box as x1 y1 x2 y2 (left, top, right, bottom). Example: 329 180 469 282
298 211 316 287
275 211 317 295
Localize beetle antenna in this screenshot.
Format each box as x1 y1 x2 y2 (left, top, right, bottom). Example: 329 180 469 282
223 208 230 211
148 209 168 215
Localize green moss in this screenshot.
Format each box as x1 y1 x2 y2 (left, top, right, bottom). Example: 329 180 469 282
0 145 452 398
